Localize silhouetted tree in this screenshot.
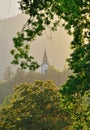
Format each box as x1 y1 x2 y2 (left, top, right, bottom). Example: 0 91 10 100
3 66 14 81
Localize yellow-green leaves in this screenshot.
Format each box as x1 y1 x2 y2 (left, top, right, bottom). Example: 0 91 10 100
0 81 71 130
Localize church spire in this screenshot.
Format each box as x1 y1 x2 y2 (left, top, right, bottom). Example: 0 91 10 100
43 49 48 63
40 49 50 74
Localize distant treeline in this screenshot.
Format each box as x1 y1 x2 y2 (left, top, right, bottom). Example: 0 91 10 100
0 66 71 104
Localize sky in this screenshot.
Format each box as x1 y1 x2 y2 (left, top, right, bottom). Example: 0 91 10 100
0 1 72 79
0 0 21 19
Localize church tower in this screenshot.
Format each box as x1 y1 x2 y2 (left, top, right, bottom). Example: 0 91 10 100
40 49 49 74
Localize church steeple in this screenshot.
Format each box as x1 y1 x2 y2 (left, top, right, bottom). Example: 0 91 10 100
43 49 49 64
40 49 49 74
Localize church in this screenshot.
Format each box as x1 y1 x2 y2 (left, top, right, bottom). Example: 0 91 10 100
40 49 50 74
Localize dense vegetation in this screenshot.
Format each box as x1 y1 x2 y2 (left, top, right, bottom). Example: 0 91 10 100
0 81 71 130
0 67 70 104
0 0 90 129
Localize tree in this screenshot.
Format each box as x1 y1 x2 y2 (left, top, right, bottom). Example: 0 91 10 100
59 1 90 129
3 66 14 81
0 86 12 104
10 0 67 69
12 68 26 85
0 67 71 104
0 81 71 130
10 0 90 129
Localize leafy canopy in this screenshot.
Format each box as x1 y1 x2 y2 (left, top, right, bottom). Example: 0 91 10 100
59 0 90 129
10 1 90 129
0 81 71 130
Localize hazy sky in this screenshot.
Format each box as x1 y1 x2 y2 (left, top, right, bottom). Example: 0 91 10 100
0 0 20 19
0 2 72 79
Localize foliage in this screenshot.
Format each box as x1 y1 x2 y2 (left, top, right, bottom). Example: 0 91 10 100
11 0 78 70
10 0 90 129
10 0 90 68
0 85 12 104
59 0 90 129
0 81 71 130
0 66 70 103
11 0 61 70
1 95 13 106
0 67 70 104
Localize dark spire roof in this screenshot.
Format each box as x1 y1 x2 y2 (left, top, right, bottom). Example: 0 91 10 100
42 49 49 65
